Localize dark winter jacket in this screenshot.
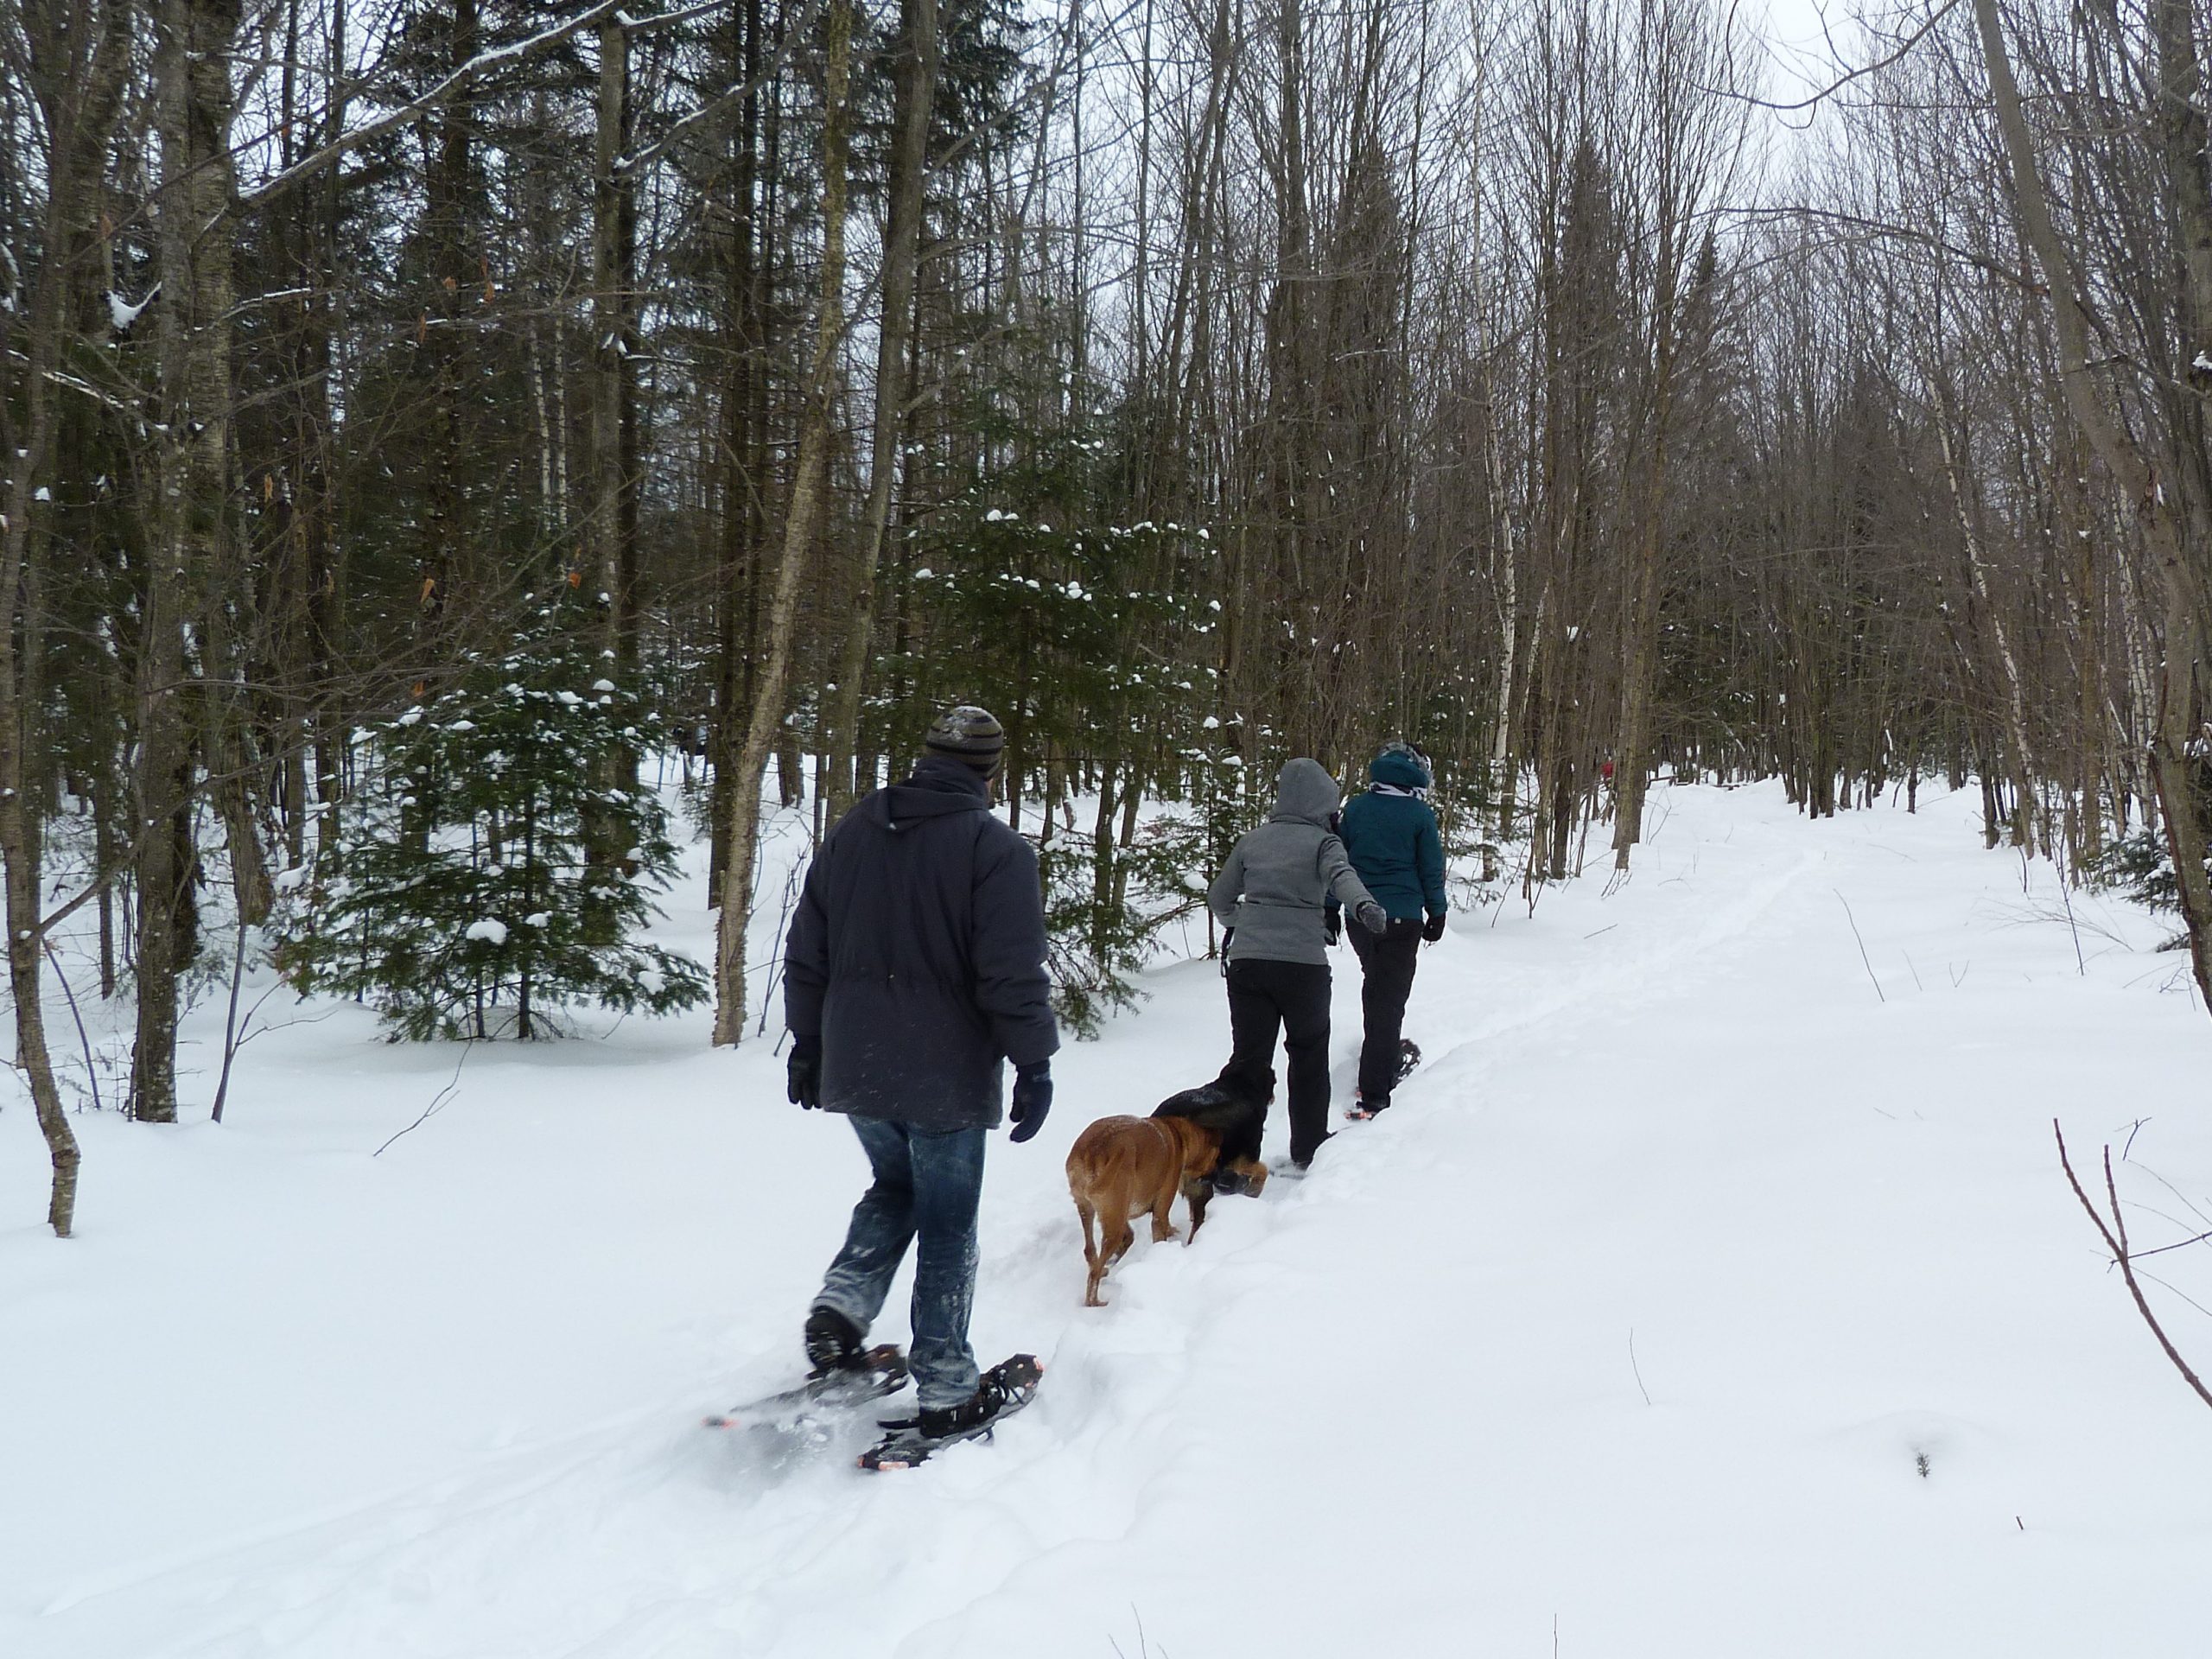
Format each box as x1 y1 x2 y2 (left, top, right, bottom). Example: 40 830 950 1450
783 754 1060 1130
1208 759 1382 966
1338 749 1447 922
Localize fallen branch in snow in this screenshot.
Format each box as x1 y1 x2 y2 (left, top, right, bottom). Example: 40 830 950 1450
2055 1121 2212 1415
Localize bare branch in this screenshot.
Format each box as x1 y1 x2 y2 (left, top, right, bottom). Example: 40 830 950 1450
2055 1122 2212 1414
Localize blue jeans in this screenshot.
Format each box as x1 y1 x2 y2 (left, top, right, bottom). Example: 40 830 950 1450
815 1116 987 1409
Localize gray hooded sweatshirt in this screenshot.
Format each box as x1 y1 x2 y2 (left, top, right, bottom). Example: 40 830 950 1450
1209 759 1385 965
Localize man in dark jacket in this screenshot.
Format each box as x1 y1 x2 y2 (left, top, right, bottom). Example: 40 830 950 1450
1334 740 1447 1117
1207 758 1387 1170
782 705 1058 1439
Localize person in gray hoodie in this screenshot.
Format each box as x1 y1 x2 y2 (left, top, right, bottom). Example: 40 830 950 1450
1207 758 1388 1169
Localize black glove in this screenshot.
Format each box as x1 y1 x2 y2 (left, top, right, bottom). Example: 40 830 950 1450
1356 900 1389 936
1421 912 1447 944
1009 1062 1053 1143
1324 909 1342 947
787 1037 822 1109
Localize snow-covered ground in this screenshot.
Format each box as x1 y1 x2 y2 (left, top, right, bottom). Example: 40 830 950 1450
5 779 2210 1658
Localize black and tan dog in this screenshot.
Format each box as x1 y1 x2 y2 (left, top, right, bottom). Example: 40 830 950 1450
1065 1064 1273 1306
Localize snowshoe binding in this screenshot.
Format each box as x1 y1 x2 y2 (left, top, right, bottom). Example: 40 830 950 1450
859 1354 1043 1471
704 1319 910 1433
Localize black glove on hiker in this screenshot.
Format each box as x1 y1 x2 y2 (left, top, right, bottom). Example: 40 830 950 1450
787 1036 822 1109
1356 900 1389 936
1421 912 1447 944
1324 908 1342 947
1009 1061 1053 1143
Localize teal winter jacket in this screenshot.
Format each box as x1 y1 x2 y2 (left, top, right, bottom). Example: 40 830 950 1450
1337 749 1446 923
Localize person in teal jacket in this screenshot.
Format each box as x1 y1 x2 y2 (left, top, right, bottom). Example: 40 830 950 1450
1332 740 1447 1116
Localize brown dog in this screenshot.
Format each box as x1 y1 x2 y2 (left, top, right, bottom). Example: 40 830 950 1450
1065 1116 1268 1306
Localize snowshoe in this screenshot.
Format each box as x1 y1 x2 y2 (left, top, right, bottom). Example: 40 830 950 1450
859 1354 1043 1471
703 1344 909 1433
1348 1042 1422 1120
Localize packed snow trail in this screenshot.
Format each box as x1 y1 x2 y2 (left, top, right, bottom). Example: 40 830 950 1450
5 782 2211 1658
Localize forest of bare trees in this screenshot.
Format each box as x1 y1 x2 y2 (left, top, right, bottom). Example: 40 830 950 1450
4 0 2209 1235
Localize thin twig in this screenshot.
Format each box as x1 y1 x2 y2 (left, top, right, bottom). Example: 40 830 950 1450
1714 0 1963 116
373 1044 474 1158
2045 851 2089 976
41 939 103 1115
1629 1327 1651 1406
2054 1122 2212 1414
239 1 629 209
210 917 253 1124
1834 890 1885 1003
753 855 806 1039
2129 1227 2212 1265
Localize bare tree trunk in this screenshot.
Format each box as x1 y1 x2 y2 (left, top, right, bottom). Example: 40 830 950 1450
588 13 639 926
1611 357 1675 868
823 0 937 821
135 0 244 1123
1972 0 2212 1010
713 0 855 1044
711 0 768 892
1933 404 2040 851
1 0 130 1231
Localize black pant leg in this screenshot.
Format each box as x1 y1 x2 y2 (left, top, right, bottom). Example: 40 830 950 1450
1353 920 1421 1103
1222 961 1283 1165
1274 961 1334 1163
1347 923 1386 1101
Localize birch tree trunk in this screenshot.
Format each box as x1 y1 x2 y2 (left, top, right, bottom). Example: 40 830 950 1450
1933 398 2040 851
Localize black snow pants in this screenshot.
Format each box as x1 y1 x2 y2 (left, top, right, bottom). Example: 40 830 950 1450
1347 918 1422 1108
1224 957 1333 1166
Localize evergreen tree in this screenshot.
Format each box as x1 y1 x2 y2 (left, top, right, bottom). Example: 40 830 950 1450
283 594 708 1039
898 410 1221 1032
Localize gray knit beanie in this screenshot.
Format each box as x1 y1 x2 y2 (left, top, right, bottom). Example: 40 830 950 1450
924 705 1007 775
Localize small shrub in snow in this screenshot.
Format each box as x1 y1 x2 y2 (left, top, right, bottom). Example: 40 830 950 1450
2086 827 2209 950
